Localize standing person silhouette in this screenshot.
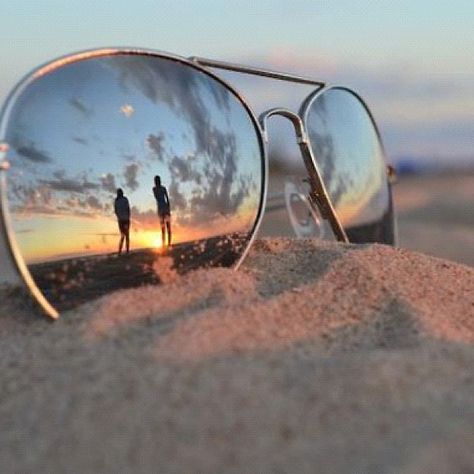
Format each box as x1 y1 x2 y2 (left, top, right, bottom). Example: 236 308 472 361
153 175 172 248
114 188 130 254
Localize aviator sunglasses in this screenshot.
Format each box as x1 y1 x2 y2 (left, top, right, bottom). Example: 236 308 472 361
0 48 396 319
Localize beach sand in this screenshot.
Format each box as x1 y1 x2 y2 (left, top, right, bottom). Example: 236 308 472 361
393 172 474 267
1 237 473 473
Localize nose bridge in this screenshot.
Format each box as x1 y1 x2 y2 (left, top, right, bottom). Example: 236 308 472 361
259 107 349 243
259 108 308 145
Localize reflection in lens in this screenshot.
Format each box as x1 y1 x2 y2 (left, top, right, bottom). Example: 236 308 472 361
3 53 264 311
305 88 395 244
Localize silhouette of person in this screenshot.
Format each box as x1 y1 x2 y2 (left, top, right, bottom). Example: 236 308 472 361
114 188 130 254
153 175 171 247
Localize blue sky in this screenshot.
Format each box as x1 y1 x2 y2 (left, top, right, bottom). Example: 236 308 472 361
1 0 473 165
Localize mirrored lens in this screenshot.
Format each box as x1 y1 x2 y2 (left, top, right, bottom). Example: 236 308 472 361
305 88 395 244
3 53 264 311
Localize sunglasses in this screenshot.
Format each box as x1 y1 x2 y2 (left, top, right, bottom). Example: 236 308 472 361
0 48 396 319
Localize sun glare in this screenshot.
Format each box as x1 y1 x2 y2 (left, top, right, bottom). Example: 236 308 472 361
152 235 163 250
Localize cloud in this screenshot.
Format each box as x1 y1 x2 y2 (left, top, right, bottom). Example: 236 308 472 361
166 128 253 227
72 136 88 146
86 195 102 210
168 180 186 210
100 173 117 194
129 207 158 231
9 168 110 220
9 182 53 209
124 163 139 191
169 155 201 184
110 55 231 156
15 143 53 163
39 177 99 194
10 191 101 219
146 133 166 161
120 104 134 118
69 97 93 117
103 56 260 227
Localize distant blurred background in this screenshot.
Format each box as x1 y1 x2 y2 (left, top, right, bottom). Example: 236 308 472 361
1 0 473 265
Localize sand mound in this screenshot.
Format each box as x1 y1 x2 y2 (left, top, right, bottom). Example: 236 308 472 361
0 239 473 473
85 238 474 360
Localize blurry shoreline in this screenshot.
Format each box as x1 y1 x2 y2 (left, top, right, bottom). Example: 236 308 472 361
29 233 248 311
393 170 474 267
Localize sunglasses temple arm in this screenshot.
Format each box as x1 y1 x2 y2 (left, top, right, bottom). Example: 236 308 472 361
298 141 349 243
189 57 326 87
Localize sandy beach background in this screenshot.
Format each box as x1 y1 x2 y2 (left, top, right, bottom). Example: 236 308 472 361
259 169 474 268
1 171 473 473
393 171 474 268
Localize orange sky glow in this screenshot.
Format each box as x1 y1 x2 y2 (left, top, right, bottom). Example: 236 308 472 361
15 204 258 264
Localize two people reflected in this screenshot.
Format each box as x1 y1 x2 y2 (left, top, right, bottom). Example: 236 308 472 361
114 188 130 254
153 175 172 248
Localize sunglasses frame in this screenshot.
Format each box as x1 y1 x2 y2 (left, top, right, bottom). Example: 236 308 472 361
0 47 393 319
193 56 394 242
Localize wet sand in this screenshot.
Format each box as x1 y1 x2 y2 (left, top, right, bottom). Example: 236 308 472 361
28 233 248 311
1 237 473 473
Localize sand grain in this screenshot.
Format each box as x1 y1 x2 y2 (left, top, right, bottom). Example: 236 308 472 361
0 238 473 473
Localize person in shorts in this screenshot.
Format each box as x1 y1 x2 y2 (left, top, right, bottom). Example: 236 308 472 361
153 175 172 247
114 188 130 254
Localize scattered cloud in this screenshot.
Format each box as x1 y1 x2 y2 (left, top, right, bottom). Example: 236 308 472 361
130 207 157 231
100 173 117 194
86 195 102 210
15 143 53 163
72 136 88 146
166 128 254 227
169 154 201 184
147 132 166 161
124 163 139 191
69 97 93 118
120 104 134 118
39 177 99 194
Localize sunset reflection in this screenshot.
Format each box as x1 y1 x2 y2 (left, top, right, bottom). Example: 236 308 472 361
5 53 263 310
306 88 393 243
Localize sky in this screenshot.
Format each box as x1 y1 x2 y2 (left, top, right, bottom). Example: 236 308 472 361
1 0 473 168
5 54 263 261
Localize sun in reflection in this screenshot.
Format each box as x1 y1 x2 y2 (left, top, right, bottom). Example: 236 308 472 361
152 234 163 250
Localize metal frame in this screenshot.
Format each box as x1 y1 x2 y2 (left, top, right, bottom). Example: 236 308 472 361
300 85 397 244
189 56 326 87
193 56 395 178
192 56 396 243
0 47 394 319
0 48 268 319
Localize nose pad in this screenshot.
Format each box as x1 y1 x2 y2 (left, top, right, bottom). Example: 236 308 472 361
284 177 325 239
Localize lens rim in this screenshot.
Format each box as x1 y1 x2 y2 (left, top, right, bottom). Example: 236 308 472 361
299 85 397 245
0 47 268 319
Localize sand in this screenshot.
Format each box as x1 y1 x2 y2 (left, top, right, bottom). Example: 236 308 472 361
1 237 473 473
392 171 474 267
